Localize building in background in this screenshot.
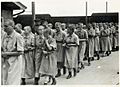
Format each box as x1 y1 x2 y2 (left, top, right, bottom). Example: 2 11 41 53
1 2 27 20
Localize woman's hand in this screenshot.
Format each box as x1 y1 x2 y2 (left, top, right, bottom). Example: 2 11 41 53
43 50 48 54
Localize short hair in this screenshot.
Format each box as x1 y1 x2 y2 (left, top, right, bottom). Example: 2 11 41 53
24 26 31 32
68 24 75 32
38 25 44 30
4 19 15 27
44 29 52 36
15 23 22 29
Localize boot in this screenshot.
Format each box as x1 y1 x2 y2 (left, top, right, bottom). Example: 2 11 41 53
77 67 80 73
55 69 61 77
96 52 100 60
91 57 94 61
97 55 100 60
73 68 77 77
83 56 87 61
106 51 109 56
51 78 56 85
34 77 39 85
21 78 26 85
63 66 66 75
88 58 91 66
80 62 85 69
66 71 72 79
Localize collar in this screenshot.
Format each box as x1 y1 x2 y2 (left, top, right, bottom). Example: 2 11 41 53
6 30 15 39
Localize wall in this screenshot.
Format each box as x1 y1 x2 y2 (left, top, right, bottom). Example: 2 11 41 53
1 9 13 20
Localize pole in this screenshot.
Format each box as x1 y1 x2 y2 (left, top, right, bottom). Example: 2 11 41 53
32 2 35 32
106 1 108 13
85 1 88 25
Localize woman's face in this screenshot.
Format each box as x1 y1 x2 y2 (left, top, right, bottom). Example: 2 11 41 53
37 26 44 35
24 27 29 34
4 21 13 34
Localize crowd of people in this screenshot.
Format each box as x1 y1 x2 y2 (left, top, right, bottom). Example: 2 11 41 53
1 19 119 85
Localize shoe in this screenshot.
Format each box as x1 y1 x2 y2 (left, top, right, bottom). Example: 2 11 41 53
97 55 100 60
91 57 94 61
34 77 39 85
80 63 85 69
44 83 47 85
55 69 61 77
77 67 80 73
73 68 77 76
21 81 26 85
66 72 72 79
51 78 56 85
21 78 26 85
83 57 87 61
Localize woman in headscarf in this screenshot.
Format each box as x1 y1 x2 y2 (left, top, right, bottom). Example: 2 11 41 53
21 26 35 85
64 24 79 79
39 29 57 85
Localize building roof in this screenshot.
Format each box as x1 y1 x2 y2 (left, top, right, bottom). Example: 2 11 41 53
91 12 118 17
1 2 27 10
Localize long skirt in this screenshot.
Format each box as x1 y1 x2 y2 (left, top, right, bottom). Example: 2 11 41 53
64 46 78 69
88 38 94 57
6 55 22 85
113 35 119 48
35 49 42 77
100 37 109 52
108 37 112 51
1 58 9 85
109 35 113 49
39 52 57 77
78 41 86 62
55 43 64 68
94 36 100 51
22 51 35 78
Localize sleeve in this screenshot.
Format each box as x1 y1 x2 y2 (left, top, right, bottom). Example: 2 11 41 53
91 29 95 36
16 35 24 52
74 35 79 45
31 35 35 46
84 30 88 39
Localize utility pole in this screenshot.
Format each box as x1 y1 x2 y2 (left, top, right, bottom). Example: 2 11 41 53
85 1 88 25
106 1 108 13
32 2 35 32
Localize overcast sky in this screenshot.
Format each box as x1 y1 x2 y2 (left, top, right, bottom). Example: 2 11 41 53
13 0 119 16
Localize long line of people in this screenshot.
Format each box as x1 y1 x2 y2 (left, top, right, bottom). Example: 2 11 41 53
1 19 119 85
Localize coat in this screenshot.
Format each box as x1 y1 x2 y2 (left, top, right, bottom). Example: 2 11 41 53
2 30 24 85
54 30 66 68
94 27 100 51
39 36 57 77
64 33 79 69
88 28 95 57
22 33 35 78
34 34 45 77
75 29 88 62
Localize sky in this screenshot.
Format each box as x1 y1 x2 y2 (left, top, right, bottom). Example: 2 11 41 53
11 0 120 16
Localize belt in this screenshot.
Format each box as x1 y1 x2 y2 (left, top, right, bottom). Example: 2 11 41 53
56 40 63 43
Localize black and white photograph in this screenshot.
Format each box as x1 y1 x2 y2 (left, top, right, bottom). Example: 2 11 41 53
1 0 119 85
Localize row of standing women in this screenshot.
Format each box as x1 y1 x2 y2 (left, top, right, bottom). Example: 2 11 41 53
1 19 119 85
